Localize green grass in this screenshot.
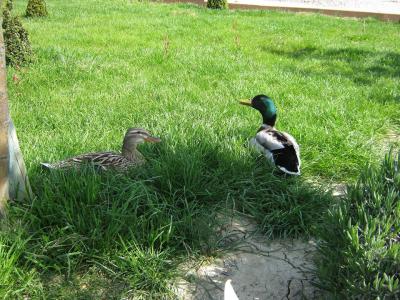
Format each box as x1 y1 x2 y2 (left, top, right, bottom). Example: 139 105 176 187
1 0 399 298
315 151 400 298
8 0 400 180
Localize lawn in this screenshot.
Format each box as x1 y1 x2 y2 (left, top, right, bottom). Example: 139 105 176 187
8 0 400 180
1 0 400 298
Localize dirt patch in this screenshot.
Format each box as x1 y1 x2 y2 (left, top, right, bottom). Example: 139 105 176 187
381 129 400 154
331 183 347 197
175 217 319 299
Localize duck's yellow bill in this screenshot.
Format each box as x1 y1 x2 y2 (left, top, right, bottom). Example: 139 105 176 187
239 99 252 106
145 136 161 143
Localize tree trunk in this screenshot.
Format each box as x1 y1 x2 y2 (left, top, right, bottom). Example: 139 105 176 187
0 25 10 214
0 25 31 216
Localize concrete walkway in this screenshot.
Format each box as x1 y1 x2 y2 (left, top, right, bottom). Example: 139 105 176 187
229 0 400 14
165 0 400 21
175 216 320 299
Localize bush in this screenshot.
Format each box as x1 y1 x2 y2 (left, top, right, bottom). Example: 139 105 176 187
2 0 12 27
5 0 13 11
25 0 48 17
207 0 228 9
315 150 400 298
2 0 32 66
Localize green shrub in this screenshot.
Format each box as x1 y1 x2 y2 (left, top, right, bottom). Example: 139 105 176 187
2 0 13 28
2 0 32 66
5 0 13 11
207 0 228 9
315 150 400 298
25 0 48 17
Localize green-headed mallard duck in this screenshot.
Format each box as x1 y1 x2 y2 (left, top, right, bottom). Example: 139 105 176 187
240 94 301 176
41 128 161 170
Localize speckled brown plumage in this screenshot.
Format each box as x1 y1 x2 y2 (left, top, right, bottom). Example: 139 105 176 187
41 128 160 170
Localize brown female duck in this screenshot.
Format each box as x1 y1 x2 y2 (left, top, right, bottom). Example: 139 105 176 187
41 128 161 170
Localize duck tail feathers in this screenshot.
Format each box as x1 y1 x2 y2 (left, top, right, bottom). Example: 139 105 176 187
278 166 301 176
40 162 55 170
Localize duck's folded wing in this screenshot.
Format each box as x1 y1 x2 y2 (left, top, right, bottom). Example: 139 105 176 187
74 152 130 169
255 129 286 151
271 146 300 175
282 132 301 168
42 152 124 170
255 129 300 175
282 132 300 154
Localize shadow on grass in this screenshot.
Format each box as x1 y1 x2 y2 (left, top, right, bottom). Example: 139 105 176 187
266 46 400 93
1 137 333 298
40 270 128 300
